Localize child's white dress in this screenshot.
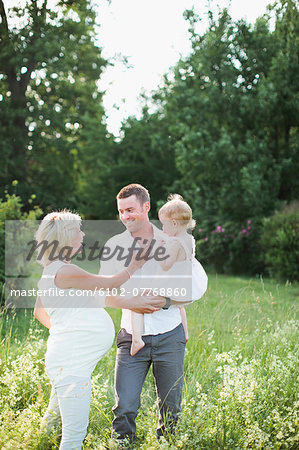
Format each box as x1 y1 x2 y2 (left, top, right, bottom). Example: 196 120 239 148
155 234 207 302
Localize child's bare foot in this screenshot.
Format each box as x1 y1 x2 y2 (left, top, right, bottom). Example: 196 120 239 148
130 339 145 356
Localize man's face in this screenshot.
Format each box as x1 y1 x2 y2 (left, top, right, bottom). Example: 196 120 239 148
117 195 150 233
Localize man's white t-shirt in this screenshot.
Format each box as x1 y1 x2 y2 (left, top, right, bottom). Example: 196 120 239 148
99 223 206 336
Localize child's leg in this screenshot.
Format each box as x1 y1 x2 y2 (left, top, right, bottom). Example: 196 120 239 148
130 312 145 356
180 307 188 342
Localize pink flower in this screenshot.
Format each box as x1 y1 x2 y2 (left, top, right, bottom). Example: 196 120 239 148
205 237 208 241
247 219 251 224
198 228 202 233
248 226 251 230
216 225 222 232
242 229 247 233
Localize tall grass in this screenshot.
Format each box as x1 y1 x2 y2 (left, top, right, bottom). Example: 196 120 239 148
0 274 298 449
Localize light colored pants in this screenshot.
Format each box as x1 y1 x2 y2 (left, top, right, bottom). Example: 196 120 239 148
41 375 91 449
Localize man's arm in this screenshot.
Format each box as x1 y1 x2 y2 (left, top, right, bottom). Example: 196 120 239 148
34 296 51 329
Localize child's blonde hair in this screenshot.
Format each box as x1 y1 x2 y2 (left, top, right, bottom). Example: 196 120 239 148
158 194 196 230
35 209 81 266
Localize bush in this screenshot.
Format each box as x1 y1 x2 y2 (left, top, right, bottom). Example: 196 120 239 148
0 187 42 306
260 202 299 282
196 219 264 275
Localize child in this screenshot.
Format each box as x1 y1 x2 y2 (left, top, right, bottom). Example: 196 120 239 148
130 194 195 356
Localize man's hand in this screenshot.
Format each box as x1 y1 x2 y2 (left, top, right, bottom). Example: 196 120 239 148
126 294 166 313
129 306 160 314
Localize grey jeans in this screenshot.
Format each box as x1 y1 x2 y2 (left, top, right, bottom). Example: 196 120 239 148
112 323 186 441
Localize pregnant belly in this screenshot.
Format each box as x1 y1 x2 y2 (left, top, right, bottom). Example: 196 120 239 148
45 314 115 381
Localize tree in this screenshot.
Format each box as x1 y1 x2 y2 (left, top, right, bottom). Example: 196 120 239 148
0 0 110 212
113 106 180 218
120 0 298 274
150 1 298 230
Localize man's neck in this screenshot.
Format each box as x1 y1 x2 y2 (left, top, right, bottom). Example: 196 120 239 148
131 220 153 242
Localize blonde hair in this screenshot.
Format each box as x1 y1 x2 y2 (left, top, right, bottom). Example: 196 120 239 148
35 209 81 266
158 194 196 230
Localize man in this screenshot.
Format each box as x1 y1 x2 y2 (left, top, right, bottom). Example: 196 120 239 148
99 184 207 444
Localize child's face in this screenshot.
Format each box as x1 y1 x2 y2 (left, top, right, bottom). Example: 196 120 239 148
159 215 177 237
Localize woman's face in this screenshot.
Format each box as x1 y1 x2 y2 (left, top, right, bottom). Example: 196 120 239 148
72 224 85 252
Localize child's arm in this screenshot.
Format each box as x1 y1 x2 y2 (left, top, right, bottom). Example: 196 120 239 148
158 239 182 271
180 307 188 342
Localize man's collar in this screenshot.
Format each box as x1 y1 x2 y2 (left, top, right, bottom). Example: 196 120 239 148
123 222 163 244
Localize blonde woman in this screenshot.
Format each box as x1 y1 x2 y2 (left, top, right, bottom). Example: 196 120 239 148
34 210 163 449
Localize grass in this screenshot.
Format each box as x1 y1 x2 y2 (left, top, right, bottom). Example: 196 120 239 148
0 274 298 449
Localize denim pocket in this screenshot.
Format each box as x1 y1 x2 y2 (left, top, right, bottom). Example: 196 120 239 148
116 328 132 347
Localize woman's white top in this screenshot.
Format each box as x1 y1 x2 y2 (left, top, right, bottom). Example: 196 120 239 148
38 260 115 384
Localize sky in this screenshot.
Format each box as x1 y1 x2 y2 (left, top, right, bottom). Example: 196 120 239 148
4 0 274 136
97 0 274 136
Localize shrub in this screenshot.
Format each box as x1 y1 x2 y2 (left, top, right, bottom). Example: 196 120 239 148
260 202 299 282
196 219 264 275
0 186 42 306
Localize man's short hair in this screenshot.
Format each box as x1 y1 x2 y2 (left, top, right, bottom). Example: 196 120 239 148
117 184 150 205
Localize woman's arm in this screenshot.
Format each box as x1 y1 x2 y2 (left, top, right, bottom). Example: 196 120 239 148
55 248 147 290
105 294 166 313
34 297 51 329
55 264 130 290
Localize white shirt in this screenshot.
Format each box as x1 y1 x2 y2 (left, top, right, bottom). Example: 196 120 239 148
38 260 115 383
99 223 207 335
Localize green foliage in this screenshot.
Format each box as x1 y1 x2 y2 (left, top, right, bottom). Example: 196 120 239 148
196 219 264 275
178 321 298 448
0 0 109 213
141 0 299 275
158 3 298 224
0 188 42 304
113 108 180 218
0 275 298 448
0 0 298 270
261 202 299 281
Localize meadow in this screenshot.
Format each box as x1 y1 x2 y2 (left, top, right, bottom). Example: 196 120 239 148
0 274 298 449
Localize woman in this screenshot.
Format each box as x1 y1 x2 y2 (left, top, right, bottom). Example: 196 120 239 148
34 210 163 449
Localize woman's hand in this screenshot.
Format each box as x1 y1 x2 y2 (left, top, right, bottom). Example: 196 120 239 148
105 293 166 312
126 241 152 275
